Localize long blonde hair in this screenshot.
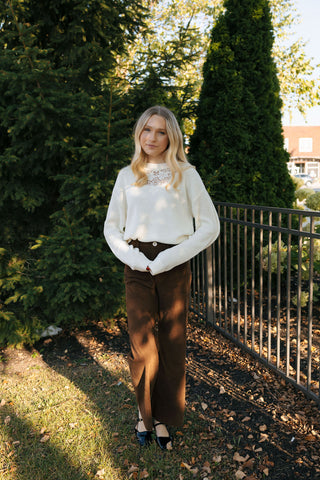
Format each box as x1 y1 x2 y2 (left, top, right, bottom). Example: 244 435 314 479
131 106 191 188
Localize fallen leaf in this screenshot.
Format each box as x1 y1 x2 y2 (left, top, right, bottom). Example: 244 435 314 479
202 461 211 473
259 424 267 432
212 454 222 463
139 470 149 478
219 386 226 394
235 470 246 479
4 416 11 425
181 463 198 475
259 433 269 443
305 434 317 442
263 459 274 467
242 416 251 422
128 465 139 474
263 468 269 476
243 458 255 469
253 447 263 452
201 402 208 411
233 452 250 463
40 434 50 443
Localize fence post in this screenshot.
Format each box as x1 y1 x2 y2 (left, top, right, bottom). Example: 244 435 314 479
206 245 213 324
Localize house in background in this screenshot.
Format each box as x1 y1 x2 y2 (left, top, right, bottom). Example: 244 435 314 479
282 125 320 180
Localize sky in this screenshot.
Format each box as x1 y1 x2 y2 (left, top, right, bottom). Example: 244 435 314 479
282 0 320 126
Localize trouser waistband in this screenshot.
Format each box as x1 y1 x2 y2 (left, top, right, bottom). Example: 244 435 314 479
129 239 176 261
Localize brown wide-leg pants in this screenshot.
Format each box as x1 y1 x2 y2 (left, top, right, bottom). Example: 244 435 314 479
124 240 191 431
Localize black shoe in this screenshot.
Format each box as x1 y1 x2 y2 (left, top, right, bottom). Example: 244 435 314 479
153 421 173 451
135 418 153 447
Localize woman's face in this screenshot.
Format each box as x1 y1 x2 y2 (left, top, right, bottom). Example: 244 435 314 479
140 115 169 163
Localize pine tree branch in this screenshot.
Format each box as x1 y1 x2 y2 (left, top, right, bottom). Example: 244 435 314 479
7 0 45 100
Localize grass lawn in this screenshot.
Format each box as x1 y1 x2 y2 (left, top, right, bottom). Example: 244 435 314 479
1 317 320 480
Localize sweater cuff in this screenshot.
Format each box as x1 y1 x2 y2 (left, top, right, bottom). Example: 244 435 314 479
147 257 166 276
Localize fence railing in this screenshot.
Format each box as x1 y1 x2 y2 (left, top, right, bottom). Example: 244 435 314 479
190 201 320 404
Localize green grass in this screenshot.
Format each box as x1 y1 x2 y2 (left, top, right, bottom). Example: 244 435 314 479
0 347 235 480
2 320 319 480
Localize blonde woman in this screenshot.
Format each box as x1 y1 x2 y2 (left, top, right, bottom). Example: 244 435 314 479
104 106 220 450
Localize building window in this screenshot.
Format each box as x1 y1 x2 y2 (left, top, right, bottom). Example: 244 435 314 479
299 137 313 153
284 138 289 150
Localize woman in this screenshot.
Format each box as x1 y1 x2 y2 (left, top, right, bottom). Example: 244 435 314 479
104 106 220 450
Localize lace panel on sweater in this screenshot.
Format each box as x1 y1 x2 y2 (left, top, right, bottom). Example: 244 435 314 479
147 167 172 186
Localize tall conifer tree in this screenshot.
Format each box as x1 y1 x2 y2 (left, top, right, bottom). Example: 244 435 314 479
189 0 294 208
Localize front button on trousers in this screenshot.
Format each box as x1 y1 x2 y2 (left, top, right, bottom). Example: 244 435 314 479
124 240 191 431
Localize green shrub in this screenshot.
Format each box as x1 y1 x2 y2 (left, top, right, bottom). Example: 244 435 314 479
295 187 314 202
0 248 43 346
291 175 304 190
305 192 320 211
257 240 287 274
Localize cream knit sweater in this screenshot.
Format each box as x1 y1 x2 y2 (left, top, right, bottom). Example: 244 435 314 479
104 162 220 276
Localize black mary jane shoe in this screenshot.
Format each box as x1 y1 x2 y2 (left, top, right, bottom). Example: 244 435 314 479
153 421 173 451
135 418 153 447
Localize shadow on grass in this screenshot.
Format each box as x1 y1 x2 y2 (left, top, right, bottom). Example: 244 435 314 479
0 328 138 480
1 402 92 480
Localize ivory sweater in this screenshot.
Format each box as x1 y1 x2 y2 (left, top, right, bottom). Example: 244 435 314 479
104 162 220 276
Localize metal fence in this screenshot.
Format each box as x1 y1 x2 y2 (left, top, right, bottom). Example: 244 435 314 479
190 201 320 404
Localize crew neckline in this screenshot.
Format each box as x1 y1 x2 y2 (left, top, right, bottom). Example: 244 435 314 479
145 162 169 170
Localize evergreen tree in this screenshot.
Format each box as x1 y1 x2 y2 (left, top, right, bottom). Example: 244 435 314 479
0 0 145 345
189 0 295 208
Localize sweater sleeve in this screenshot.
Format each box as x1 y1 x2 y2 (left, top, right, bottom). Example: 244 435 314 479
103 170 150 271
148 169 220 275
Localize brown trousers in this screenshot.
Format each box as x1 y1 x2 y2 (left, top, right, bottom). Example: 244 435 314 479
124 240 191 431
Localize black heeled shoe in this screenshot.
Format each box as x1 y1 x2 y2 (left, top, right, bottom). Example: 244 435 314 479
153 421 173 451
134 418 153 447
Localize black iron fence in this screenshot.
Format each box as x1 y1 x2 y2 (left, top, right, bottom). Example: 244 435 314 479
190 201 320 404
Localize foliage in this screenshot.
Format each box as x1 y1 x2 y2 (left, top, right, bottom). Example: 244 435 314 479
258 241 288 274
189 0 295 207
291 176 305 191
0 248 43 346
125 2 211 132
305 192 320 211
295 187 315 203
257 236 320 307
122 0 320 137
0 0 145 345
270 0 320 117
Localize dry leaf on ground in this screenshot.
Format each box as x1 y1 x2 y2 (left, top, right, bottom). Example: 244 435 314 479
235 470 246 479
